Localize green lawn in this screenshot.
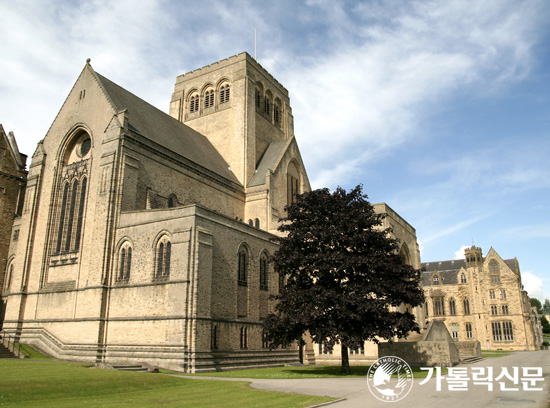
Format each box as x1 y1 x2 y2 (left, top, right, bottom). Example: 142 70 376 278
189 364 441 379
0 359 335 407
481 350 513 358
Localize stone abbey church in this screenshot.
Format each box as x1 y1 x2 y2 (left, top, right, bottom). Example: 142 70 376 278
0 53 539 372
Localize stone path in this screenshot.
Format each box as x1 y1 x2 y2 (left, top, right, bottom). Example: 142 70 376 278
177 351 550 407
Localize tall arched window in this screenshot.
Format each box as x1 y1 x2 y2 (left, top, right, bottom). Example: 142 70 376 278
264 91 272 117
4 261 14 291
117 242 132 282
449 298 456 315
74 176 87 250
64 179 79 252
56 183 70 253
274 99 281 126
212 325 218 350
238 247 247 286
490 260 501 283
240 326 248 349
53 132 91 256
260 252 268 291
463 298 471 315
287 161 300 207
433 297 445 316
155 236 171 279
255 84 263 111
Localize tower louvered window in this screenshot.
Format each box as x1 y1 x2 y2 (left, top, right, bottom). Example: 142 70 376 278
220 84 230 103
190 94 199 113
204 89 214 108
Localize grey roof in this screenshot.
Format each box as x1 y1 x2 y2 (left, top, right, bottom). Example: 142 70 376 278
421 269 460 286
95 73 240 185
421 257 519 286
248 139 288 187
422 259 467 274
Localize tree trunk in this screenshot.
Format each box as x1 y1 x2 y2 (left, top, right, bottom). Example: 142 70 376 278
341 345 350 374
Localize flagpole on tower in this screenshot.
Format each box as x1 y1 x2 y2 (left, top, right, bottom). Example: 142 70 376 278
254 28 257 60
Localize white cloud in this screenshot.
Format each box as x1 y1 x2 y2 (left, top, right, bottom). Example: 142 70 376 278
522 272 550 302
454 245 470 260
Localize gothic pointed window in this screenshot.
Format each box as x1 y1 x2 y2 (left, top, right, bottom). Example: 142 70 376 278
238 247 247 286
155 236 171 280
4 261 14 291
260 253 268 291
56 183 70 253
490 260 501 283
168 194 177 208
449 298 456 315
117 242 132 282
64 179 79 252
74 176 87 250
463 298 471 315
52 132 91 257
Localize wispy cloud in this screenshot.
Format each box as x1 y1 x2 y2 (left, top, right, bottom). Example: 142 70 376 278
276 0 547 188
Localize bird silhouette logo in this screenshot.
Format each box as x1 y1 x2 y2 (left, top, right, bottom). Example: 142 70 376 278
367 356 413 402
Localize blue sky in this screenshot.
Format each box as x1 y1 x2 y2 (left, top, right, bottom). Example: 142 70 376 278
1 0 549 300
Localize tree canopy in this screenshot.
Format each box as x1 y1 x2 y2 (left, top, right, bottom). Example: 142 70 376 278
531 298 542 312
263 185 425 372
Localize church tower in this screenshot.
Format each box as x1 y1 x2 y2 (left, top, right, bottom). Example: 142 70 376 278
465 245 483 268
169 52 294 187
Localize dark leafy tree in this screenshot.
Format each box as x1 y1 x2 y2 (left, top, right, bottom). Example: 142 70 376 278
542 299 550 314
530 298 542 312
263 185 425 373
541 316 550 334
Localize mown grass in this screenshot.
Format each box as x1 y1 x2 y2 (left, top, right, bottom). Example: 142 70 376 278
189 364 442 379
0 359 335 407
15 343 53 360
481 349 513 358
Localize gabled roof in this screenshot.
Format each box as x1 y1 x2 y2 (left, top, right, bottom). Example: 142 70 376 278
93 71 240 185
0 124 27 171
248 139 289 187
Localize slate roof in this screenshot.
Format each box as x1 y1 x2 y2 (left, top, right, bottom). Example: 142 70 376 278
248 139 288 187
95 72 240 185
421 257 519 286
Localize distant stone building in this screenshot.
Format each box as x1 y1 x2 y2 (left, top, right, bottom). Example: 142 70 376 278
2 53 420 372
0 125 27 326
422 246 542 351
